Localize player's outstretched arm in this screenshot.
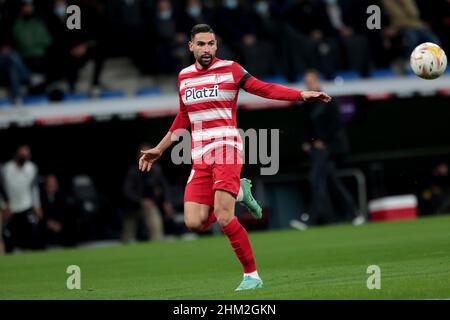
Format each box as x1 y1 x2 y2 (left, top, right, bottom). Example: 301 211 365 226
242 76 331 103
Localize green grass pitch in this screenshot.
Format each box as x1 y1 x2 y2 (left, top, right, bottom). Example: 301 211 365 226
1 215 449 299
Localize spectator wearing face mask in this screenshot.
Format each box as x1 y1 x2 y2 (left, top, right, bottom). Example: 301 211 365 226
152 0 185 74
0 145 43 253
12 0 53 76
177 0 212 33
175 0 219 66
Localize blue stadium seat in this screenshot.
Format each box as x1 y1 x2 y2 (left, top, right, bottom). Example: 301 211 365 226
135 86 161 97
63 92 90 102
23 94 50 106
99 90 125 99
261 75 288 84
0 98 12 108
406 69 417 77
370 68 396 78
334 70 362 81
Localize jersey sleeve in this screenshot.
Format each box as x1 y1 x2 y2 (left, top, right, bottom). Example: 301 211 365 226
231 62 253 88
231 62 303 101
169 76 191 132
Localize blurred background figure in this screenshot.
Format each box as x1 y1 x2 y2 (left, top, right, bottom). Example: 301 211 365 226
320 0 371 77
0 145 43 253
214 0 275 78
291 70 363 230
0 31 31 103
419 163 450 216
121 143 175 243
39 174 77 247
44 0 105 94
12 0 52 90
71 174 101 242
152 0 185 75
107 0 154 74
176 0 214 67
281 0 333 81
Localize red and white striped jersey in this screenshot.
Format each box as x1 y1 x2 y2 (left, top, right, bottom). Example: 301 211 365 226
169 57 303 163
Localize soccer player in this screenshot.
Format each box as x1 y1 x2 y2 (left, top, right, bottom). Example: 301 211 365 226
139 24 331 291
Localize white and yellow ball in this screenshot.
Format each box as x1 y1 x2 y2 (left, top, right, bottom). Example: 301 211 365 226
410 42 447 80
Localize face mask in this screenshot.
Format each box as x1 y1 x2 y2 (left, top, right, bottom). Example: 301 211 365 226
54 5 67 18
224 0 238 10
187 5 201 18
158 10 172 20
255 1 269 15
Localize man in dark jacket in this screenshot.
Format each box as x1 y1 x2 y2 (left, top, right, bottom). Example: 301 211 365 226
294 70 362 228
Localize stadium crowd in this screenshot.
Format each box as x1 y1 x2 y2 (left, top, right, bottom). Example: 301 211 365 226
0 0 449 104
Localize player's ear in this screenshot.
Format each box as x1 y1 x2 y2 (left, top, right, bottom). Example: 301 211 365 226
188 41 193 52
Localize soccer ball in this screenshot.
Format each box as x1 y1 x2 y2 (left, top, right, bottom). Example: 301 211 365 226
410 42 447 80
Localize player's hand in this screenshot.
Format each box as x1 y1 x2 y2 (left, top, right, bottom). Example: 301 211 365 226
301 91 332 103
139 147 162 172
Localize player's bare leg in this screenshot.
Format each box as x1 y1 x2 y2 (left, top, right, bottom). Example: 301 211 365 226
184 202 211 232
214 190 263 291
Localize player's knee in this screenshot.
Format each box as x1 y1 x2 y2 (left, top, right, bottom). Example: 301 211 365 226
184 217 203 232
214 208 234 227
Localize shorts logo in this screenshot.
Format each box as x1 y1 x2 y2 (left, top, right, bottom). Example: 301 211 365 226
187 169 195 184
185 85 219 102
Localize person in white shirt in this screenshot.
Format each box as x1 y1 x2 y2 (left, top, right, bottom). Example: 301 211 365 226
0 145 43 253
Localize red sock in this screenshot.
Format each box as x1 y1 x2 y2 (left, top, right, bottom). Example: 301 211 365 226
221 217 257 273
201 210 217 232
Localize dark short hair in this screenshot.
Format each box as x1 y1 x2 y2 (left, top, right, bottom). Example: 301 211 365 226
190 24 215 40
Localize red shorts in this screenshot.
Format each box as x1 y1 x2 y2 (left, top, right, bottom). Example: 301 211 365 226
184 162 243 206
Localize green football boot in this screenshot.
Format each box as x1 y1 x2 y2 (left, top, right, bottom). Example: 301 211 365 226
235 276 264 291
239 178 263 219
